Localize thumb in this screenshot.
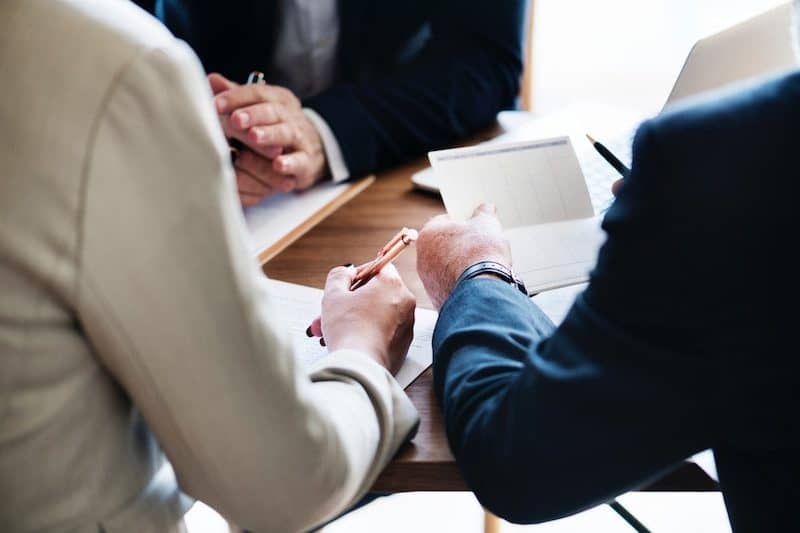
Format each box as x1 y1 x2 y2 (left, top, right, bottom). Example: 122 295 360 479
470 202 504 232
370 263 402 286
472 203 497 217
208 72 237 95
611 178 625 197
324 265 357 293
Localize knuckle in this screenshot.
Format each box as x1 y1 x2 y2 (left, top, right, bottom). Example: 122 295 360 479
327 265 350 281
256 85 270 101
271 102 286 121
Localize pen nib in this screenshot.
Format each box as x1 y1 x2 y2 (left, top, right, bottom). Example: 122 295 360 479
585 133 596 144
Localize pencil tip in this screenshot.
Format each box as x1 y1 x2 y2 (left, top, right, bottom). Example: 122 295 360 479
585 133 596 144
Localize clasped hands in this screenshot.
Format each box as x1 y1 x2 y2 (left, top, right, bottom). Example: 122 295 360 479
209 73 327 207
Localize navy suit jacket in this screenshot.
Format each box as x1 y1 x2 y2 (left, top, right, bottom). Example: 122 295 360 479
434 72 800 531
137 0 526 178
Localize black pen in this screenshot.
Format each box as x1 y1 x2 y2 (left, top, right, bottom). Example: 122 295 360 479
609 500 652 533
586 133 630 177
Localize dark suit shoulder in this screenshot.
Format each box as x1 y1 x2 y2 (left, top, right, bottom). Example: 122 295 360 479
623 70 800 224
642 70 800 152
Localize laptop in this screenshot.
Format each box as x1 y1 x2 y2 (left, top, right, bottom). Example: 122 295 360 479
412 1 797 213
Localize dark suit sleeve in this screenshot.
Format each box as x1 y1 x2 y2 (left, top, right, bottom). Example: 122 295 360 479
433 123 719 524
304 0 526 178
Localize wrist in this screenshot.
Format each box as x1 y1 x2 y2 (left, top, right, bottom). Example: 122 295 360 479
473 272 507 282
455 260 527 296
328 335 390 370
303 107 350 182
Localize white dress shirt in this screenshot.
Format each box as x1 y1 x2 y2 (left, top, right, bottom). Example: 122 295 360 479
0 1 417 531
271 0 351 182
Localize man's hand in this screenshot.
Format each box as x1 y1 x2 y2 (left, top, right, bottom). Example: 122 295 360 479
612 178 624 197
416 204 512 309
320 264 416 375
208 73 327 207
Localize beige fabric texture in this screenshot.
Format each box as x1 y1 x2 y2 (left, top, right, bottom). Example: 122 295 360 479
0 1 418 531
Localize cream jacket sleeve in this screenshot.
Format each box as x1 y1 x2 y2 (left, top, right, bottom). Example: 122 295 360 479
74 41 418 533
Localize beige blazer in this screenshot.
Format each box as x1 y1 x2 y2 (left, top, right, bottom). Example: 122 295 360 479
0 1 418 531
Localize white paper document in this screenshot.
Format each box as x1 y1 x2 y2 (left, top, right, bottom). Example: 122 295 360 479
429 138 606 294
413 102 639 214
264 279 435 389
244 181 352 260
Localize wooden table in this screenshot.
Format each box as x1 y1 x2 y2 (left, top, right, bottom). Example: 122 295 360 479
264 157 718 494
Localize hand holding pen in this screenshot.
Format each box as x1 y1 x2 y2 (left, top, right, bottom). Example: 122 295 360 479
307 227 418 347
351 227 419 290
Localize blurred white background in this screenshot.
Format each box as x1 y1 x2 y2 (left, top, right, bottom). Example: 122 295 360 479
188 1 791 532
531 0 787 114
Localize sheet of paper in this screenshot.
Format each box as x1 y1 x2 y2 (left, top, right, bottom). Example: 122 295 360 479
506 216 606 293
428 137 594 228
264 279 435 389
414 102 640 214
429 138 606 294
531 283 588 325
244 181 351 256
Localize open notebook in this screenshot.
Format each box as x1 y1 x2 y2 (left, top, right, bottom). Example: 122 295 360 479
429 138 606 294
265 279 435 389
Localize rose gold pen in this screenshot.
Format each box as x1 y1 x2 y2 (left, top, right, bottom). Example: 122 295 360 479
350 227 419 290
305 227 419 346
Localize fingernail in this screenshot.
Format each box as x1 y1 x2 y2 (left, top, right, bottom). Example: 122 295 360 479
278 159 291 172
236 111 250 128
254 129 266 143
305 326 312 337
319 338 326 347
215 97 227 113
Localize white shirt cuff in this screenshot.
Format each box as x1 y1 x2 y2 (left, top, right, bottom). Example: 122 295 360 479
304 108 350 183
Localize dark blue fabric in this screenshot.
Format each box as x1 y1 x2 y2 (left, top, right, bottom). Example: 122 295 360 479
138 0 526 179
433 72 800 531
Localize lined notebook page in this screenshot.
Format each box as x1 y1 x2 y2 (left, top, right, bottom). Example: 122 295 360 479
264 279 435 389
429 138 594 227
429 138 605 294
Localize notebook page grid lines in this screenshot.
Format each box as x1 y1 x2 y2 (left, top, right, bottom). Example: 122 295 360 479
432 138 594 228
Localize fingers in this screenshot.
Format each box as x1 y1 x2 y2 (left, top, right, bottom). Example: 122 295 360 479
360 264 414 303
215 84 298 115
356 263 402 291
249 123 296 149
372 262 402 283
307 316 323 338
239 191 265 208
418 214 453 240
469 202 504 233
611 178 625 197
208 72 237 95
230 102 283 130
273 152 318 189
236 150 297 193
324 265 358 294
225 122 283 159
472 203 497 217
236 169 273 197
